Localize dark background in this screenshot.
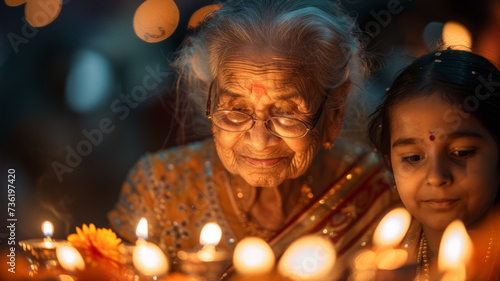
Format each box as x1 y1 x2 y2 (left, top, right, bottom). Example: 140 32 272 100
1 0 498 243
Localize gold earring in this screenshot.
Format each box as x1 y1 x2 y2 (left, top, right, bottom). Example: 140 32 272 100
322 141 334 150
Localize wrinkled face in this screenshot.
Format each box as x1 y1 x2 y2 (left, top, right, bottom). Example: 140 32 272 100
211 54 329 188
390 95 499 232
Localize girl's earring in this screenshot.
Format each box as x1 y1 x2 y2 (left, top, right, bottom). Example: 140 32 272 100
322 141 334 150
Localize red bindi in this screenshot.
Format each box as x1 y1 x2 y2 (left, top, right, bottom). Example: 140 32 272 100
429 135 435 141
252 83 267 101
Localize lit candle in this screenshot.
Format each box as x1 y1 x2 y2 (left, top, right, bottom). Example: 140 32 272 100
42 221 54 248
132 217 169 277
373 208 412 248
197 222 222 261
19 220 71 273
233 237 275 276
371 208 411 270
438 220 473 281
56 245 85 272
177 222 230 280
278 235 336 281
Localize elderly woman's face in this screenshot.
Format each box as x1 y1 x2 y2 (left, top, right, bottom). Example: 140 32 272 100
212 57 327 188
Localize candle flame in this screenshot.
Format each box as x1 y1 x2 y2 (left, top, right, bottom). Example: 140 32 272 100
278 235 336 281
438 220 473 273
136 217 148 240
133 242 169 276
373 208 411 248
42 221 54 237
233 237 275 275
200 222 222 246
56 245 85 272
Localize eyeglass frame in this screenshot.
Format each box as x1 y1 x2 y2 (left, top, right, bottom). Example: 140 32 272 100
205 81 327 139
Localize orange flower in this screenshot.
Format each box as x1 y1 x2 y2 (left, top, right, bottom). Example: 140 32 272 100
68 224 123 269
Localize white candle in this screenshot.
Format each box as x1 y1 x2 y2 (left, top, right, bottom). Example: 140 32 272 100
132 217 169 276
133 242 169 276
56 245 85 272
233 237 275 275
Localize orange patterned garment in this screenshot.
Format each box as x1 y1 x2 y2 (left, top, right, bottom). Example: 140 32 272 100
108 138 398 278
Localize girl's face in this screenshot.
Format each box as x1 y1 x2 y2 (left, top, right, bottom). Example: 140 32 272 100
390 94 499 233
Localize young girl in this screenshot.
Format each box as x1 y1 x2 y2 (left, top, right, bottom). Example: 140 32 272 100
368 49 500 280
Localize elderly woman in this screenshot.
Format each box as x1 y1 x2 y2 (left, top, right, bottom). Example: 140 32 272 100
109 0 396 278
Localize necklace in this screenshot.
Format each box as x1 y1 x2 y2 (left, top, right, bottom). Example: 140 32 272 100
485 228 498 280
416 233 429 281
416 229 499 281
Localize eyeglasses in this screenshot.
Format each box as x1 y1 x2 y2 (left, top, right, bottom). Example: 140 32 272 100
205 82 326 139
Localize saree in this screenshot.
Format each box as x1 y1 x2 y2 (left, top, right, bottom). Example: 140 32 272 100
108 138 398 279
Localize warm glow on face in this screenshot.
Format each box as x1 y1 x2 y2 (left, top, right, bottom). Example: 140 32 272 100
56 245 85 272
133 242 169 276
233 237 275 275
442 21 472 50
42 221 54 237
438 220 473 273
133 0 180 43
373 208 411 248
200 222 222 246
278 235 336 281
136 217 148 240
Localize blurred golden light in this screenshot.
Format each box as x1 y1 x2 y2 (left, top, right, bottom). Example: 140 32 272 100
442 21 472 50
200 222 222 246
133 0 180 43
25 0 62 27
373 208 411 248
374 248 408 270
353 250 375 270
56 245 85 272
5 0 26 7
278 235 336 281
233 237 275 275
438 220 473 274
187 4 221 29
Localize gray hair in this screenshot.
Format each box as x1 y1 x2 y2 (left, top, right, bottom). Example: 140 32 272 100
171 0 369 143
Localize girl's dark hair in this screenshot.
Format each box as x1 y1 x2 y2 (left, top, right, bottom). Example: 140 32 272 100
368 49 500 168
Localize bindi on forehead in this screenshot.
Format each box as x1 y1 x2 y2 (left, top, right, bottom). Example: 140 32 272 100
429 130 436 141
251 83 269 101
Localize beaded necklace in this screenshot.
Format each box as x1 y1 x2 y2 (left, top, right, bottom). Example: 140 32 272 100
416 229 499 281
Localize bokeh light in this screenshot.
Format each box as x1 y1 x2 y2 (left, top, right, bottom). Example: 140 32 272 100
187 4 221 29
25 0 63 27
5 0 27 7
65 49 114 113
133 0 180 43
442 21 472 50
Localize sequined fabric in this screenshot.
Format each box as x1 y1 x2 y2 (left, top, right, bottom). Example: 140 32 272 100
108 138 397 267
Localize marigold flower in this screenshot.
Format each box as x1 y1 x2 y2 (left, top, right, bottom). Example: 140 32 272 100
68 223 123 269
